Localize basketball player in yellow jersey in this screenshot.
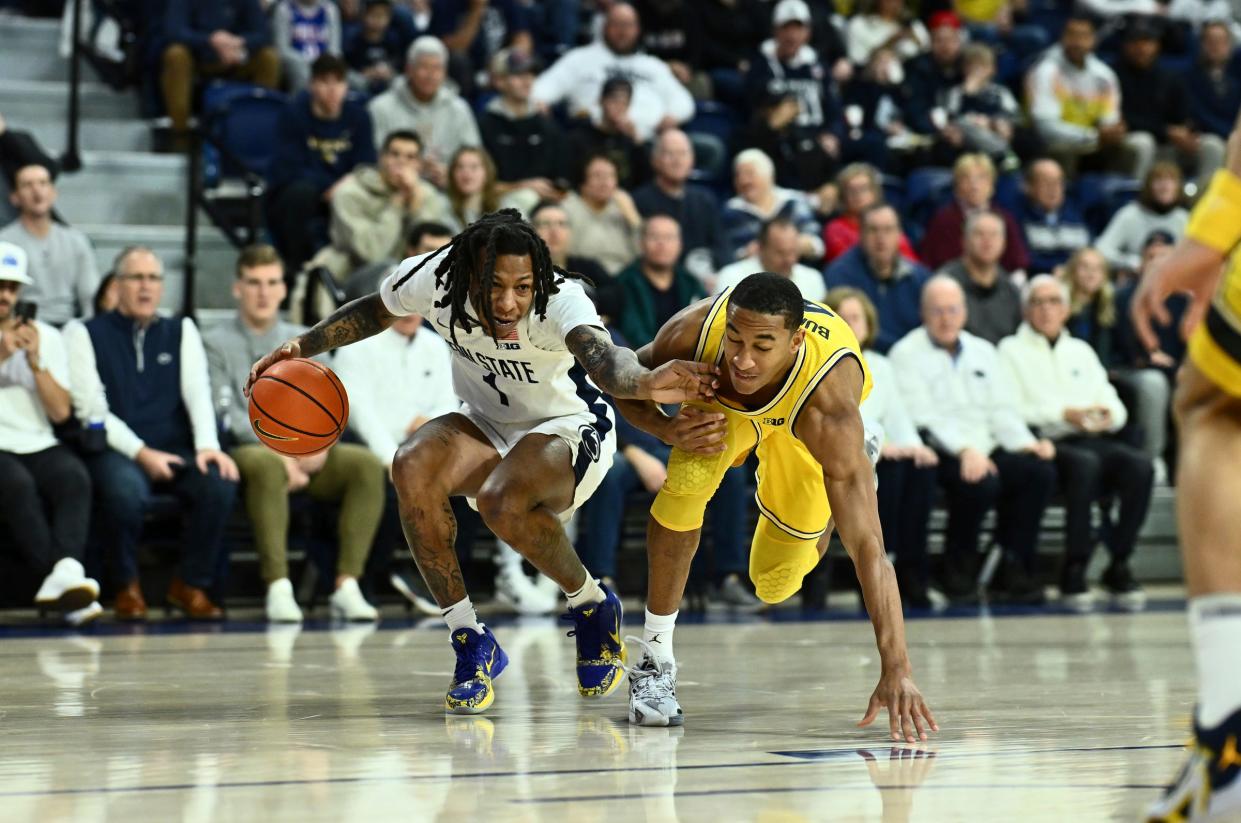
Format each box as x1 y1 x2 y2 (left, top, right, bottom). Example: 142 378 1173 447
615 272 937 741
1134 114 1241 822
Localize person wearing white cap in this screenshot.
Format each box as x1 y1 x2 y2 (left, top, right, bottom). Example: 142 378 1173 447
0 162 100 327
745 0 845 183
0 240 101 626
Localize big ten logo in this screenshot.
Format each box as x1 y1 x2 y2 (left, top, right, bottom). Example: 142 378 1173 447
801 318 831 341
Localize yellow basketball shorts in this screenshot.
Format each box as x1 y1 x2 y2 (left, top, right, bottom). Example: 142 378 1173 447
650 410 831 604
1189 272 1241 399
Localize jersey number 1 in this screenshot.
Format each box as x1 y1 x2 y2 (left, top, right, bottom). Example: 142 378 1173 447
483 372 510 406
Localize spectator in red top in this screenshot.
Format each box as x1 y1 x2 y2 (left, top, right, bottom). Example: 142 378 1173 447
919 152 1029 273
822 163 918 264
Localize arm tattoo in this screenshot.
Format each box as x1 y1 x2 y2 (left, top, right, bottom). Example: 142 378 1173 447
297 294 394 357
565 325 647 398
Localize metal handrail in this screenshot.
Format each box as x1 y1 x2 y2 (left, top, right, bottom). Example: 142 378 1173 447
61 0 84 173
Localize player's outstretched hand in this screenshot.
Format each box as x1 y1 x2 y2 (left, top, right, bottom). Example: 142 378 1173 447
665 406 728 455
642 359 720 404
244 339 302 398
858 670 938 744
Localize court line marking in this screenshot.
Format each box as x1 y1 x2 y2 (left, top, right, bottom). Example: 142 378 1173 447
770 743 1184 761
0 743 1184 799
510 782 1169 804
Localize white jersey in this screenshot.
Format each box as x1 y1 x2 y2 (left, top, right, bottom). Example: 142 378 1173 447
379 248 609 428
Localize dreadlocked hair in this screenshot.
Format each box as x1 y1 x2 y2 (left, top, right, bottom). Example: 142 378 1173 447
390 208 589 345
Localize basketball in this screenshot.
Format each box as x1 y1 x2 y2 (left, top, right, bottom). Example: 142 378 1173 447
248 358 349 457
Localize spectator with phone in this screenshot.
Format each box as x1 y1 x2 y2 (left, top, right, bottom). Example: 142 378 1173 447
63 247 239 622
0 242 101 626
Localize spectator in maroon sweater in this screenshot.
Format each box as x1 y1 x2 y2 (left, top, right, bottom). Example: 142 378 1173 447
823 162 919 264
919 152 1029 273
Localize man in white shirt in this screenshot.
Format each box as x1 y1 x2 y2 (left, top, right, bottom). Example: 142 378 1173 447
531 3 695 143
0 164 100 326
64 247 239 621
714 218 827 300
334 306 460 616
890 275 1057 604
0 241 100 625
998 274 1153 611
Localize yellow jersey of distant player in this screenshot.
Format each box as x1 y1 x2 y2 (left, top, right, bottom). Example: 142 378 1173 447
1183 169 1241 396
649 289 872 604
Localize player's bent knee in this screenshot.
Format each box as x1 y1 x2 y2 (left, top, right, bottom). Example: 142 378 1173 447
749 519 823 605
475 479 529 536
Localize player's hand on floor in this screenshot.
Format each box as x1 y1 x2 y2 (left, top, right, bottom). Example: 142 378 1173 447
665 407 727 455
244 340 302 398
858 670 938 744
643 359 720 404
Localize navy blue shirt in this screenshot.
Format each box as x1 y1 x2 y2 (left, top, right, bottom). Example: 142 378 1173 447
823 246 931 354
268 91 377 194
1184 58 1241 139
165 0 271 63
1015 195 1093 275
86 312 194 454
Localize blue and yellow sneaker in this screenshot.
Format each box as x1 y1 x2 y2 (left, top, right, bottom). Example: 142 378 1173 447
444 626 508 715
563 584 627 698
1148 707 1241 821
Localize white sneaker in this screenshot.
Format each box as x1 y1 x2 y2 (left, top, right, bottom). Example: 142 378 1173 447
330 577 379 622
65 601 103 627
265 578 303 623
494 567 558 615
34 558 100 613
626 636 683 727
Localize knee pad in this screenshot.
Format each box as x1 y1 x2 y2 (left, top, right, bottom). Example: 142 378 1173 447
650 447 732 533
748 519 822 605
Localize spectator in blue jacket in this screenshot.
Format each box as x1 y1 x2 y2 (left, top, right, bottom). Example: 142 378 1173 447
267 54 376 280
824 204 930 354
1015 158 1092 275
161 0 280 146
1184 21 1241 142
63 247 239 622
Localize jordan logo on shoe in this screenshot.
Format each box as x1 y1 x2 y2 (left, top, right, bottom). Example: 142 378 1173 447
650 634 662 644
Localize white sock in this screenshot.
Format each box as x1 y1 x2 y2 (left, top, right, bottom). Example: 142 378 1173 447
565 574 606 608
1190 594 1241 727
643 608 678 663
442 596 484 635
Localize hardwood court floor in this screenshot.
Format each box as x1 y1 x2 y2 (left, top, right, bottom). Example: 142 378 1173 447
0 604 1198 822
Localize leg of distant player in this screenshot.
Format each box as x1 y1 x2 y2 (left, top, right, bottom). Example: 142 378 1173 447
1175 363 1241 720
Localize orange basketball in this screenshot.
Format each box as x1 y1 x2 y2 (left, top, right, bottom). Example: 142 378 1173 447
248 358 349 457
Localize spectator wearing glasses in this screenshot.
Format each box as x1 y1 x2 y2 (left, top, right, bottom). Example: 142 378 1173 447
64 248 239 621
999 274 1152 611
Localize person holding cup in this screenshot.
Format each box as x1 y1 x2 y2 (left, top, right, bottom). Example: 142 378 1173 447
997 273 1154 611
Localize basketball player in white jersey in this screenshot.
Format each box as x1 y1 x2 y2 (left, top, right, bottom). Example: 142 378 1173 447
246 210 718 714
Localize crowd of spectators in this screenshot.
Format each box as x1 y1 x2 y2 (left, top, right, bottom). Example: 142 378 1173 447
3 0 1235 622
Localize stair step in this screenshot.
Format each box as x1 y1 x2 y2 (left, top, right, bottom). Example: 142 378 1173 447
24 117 151 153
0 79 140 122
56 151 187 225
